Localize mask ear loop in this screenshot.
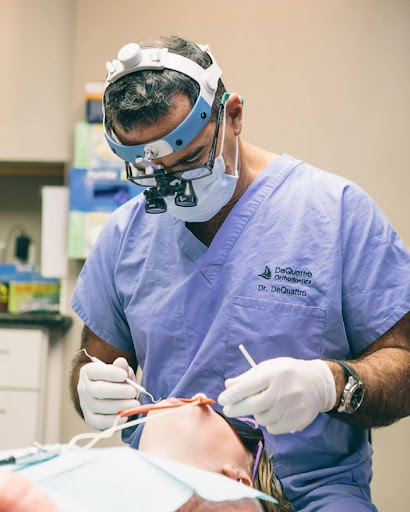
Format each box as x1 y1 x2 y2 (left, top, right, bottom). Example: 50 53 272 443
234 135 239 177
219 104 227 158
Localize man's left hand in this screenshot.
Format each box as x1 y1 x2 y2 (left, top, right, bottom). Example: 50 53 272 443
218 357 337 435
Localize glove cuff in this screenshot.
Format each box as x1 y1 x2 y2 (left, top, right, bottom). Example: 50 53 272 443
314 360 337 412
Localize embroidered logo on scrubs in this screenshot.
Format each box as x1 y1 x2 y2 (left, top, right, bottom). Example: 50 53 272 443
258 266 272 279
257 265 314 297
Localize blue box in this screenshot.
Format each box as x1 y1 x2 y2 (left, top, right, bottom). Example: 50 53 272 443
68 167 142 259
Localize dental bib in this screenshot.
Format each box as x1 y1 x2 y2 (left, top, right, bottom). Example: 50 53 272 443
2 447 277 511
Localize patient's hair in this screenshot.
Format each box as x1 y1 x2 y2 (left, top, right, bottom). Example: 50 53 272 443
221 413 292 511
251 448 293 512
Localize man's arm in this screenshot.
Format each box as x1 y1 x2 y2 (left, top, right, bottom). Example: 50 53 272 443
327 311 410 427
70 325 138 418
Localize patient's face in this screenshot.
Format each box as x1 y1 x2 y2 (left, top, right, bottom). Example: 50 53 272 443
139 398 251 481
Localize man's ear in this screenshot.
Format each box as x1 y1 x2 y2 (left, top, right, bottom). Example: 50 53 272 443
225 93 243 135
222 464 253 487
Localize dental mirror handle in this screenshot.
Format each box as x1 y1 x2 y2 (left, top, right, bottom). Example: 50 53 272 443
238 344 257 368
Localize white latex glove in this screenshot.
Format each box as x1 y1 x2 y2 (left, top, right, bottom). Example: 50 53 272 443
78 357 140 430
218 357 336 435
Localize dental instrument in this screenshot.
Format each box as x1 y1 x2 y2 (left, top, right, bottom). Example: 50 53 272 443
0 443 63 466
238 344 257 368
77 348 161 403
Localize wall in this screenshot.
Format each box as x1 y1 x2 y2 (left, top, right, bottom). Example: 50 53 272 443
0 1 74 161
0 0 73 263
69 0 410 243
5 0 408 510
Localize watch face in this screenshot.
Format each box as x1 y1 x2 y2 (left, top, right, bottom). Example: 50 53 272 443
349 385 364 412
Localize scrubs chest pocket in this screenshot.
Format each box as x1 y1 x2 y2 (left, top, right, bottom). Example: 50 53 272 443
225 296 326 379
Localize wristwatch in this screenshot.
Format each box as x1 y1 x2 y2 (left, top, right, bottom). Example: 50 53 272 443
333 361 365 414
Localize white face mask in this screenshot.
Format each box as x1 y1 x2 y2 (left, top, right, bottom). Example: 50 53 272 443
165 106 239 223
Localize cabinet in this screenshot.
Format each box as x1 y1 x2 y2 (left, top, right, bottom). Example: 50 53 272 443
0 326 65 450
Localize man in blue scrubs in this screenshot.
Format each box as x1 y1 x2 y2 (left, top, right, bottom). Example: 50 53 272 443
70 35 410 511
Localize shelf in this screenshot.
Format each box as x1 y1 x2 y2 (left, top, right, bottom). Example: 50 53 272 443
0 162 66 178
0 312 73 331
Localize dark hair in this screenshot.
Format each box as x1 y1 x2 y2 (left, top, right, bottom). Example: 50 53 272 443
103 35 226 134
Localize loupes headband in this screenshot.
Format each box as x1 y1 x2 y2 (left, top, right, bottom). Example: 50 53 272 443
103 42 222 162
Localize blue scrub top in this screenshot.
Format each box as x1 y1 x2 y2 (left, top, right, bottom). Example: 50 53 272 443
71 154 410 504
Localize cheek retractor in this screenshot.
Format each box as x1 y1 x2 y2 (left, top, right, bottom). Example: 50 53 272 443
77 348 161 403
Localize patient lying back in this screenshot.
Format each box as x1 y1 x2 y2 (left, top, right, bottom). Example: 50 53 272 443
139 395 292 511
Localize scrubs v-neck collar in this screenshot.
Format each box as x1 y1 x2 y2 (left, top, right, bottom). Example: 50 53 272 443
172 153 302 284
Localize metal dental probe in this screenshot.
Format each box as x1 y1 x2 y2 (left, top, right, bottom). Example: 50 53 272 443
77 349 161 403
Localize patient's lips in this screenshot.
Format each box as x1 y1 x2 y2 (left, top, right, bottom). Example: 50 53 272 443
165 398 186 405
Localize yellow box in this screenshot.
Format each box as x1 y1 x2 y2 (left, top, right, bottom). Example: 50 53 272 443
8 281 60 313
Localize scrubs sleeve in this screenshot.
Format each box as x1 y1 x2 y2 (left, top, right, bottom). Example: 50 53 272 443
341 183 410 356
70 212 133 352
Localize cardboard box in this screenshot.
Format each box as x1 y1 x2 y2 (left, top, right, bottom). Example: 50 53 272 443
74 122 123 171
0 265 60 313
68 167 142 259
85 81 105 123
8 281 60 313
0 282 8 311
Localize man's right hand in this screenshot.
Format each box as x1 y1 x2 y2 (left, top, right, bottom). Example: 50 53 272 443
78 357 140 430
